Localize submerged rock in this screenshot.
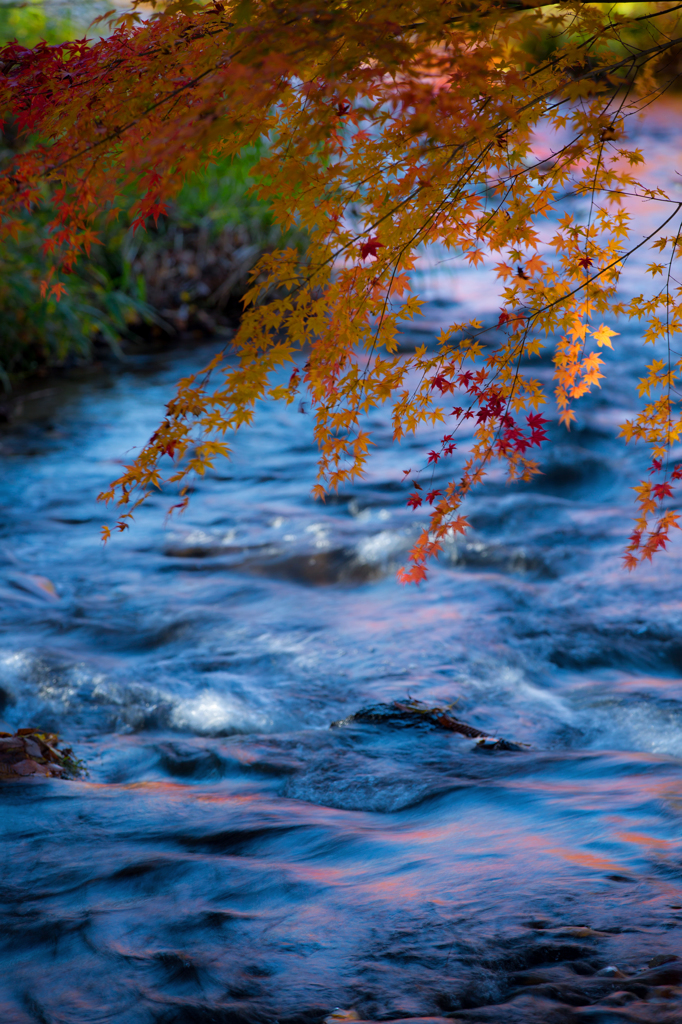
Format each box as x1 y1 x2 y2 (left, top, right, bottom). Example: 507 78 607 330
331 699 529 751
0 729 85 780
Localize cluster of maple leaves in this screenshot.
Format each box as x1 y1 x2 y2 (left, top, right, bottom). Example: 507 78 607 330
1 0 682 579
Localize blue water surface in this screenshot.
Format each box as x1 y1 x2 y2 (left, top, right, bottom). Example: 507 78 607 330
2 108 682 1024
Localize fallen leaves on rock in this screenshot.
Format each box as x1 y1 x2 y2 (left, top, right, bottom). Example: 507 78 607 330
332 699 529 751
0 728 85 780
324 1011 361 1024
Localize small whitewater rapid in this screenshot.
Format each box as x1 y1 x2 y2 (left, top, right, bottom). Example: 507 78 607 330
2 106 682 1024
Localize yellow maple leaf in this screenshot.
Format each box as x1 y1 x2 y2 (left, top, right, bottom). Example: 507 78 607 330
592 324 619 349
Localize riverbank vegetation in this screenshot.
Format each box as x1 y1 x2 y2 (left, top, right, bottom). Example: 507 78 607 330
0 0 306 377
0 143 306 378
3 1 682 575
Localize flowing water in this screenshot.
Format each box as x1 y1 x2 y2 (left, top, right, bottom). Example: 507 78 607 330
4 107 682 1024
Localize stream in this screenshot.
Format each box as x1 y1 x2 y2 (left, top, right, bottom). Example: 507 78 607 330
2 104 682 1024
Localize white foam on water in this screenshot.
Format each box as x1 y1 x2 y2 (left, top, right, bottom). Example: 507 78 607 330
579 694 682 758
170 690 274 735
355 529 410 565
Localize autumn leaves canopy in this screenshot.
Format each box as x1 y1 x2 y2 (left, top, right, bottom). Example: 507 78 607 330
1 0 682 576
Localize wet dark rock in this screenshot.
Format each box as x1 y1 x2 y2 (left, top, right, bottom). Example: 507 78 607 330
648 954 680 969
475 737 529 752
629 964 682 987
348 1020 454 1024
0 685 13 714
333 700 489 738
448 993 581 1022
331 700 529 751
569 961 597 976
523 445 616 499
600 989 639 1005
247 547 374 586
157 742 226 779
446 538 554 579
486 958 682 1023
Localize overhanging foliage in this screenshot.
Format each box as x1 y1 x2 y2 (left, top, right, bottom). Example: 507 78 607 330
2 1 682 577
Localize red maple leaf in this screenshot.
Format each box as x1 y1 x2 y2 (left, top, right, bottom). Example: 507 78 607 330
578 255 593 269
397 563 428 585
426 489 442 503
407 492 423 509
427 450 441 464
653 482 673 501
360 236 383 260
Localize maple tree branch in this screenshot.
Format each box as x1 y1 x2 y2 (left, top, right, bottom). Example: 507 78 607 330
22 3 675 185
